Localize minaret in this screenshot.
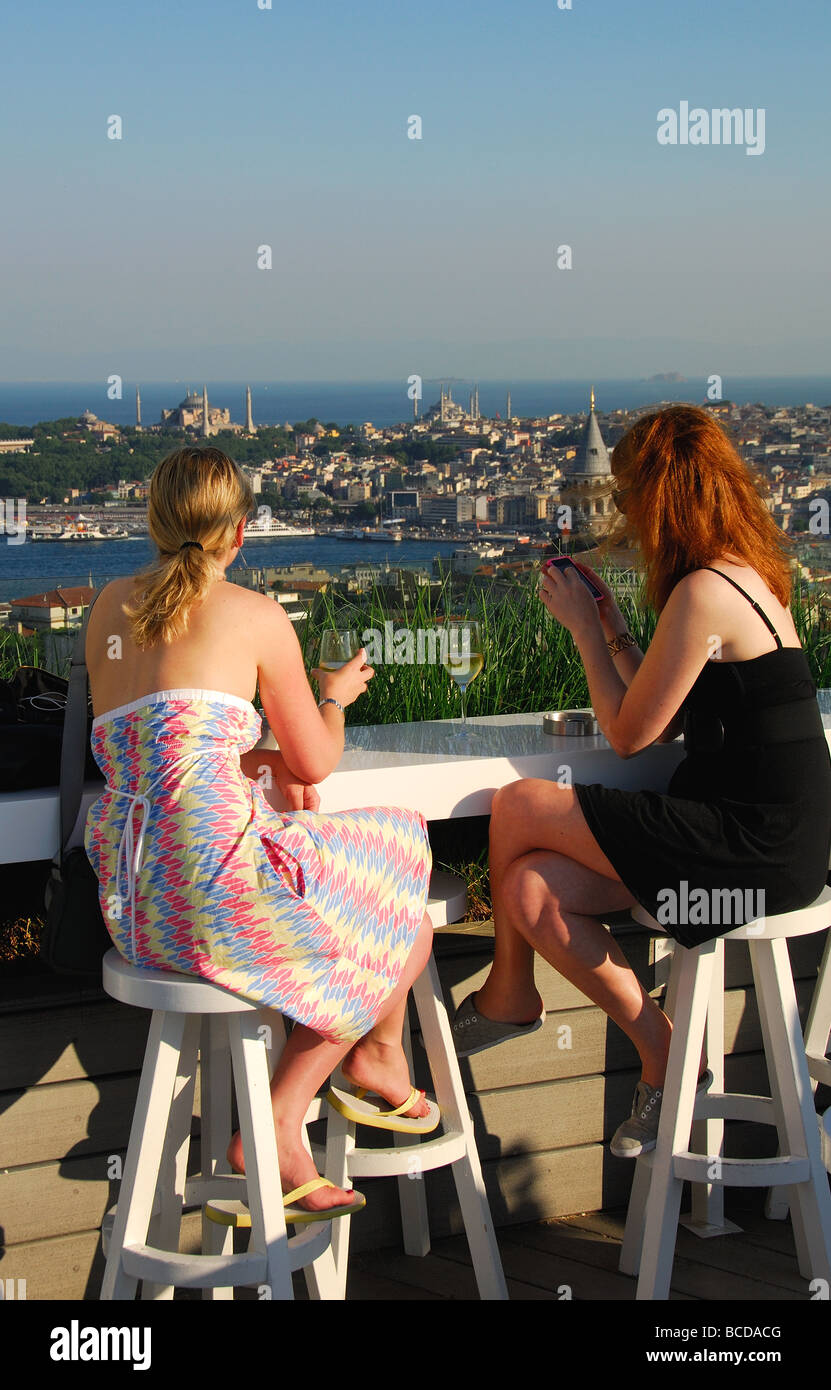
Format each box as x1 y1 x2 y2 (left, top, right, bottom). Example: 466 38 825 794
135 386 141 431
201 385 209 438
245 385 254 434
475 384 480 420
413 390 419 421
590 385 596 413
440 384 446 424
469 388 476 419
506 390 512 421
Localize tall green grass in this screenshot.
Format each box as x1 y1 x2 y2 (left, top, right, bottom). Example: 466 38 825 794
2 565 830 720
294 566 655 723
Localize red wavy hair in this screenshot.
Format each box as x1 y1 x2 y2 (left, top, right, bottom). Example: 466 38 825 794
597 404 793 612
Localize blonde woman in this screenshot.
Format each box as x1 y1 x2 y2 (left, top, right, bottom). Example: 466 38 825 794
84 446 435 1218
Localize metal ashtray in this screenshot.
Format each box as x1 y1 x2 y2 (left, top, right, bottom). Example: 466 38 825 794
543 709 599 736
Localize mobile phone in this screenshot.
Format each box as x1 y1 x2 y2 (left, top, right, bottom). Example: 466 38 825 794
544 556 604 601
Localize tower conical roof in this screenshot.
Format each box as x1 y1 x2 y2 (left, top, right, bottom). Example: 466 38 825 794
572 406 610 476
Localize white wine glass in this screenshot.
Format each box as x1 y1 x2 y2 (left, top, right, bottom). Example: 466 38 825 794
319 628 360 672
443 619 484 737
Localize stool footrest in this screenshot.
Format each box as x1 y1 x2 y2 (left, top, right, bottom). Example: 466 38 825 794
807 1054 831 1088
694 1093 775 1125
184 1173 247 1205
345 1130 468 1178
672 1152 812 1187
121 1244 267 1289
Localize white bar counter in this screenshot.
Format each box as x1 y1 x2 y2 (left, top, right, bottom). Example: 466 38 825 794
1 711 684 864
277 714 686 819
4 709 830 865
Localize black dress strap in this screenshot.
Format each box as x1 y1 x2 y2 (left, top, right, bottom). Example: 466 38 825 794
699 567 783 649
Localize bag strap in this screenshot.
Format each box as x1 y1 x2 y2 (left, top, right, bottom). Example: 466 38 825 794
57 587 103 856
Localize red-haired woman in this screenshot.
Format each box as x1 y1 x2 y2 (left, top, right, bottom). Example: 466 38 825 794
452 404 831 1157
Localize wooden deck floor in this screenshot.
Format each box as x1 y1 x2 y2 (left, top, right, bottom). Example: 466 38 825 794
335 1191 815 1302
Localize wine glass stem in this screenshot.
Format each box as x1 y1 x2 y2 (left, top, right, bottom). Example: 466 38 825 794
460 684 468 726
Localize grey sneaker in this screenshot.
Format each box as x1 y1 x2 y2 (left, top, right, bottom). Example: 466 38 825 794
451 992 545 1059
610 1069 714 1158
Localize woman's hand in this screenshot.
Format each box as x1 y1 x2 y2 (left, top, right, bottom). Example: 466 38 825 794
539 561 603 638
273 754 321 812
566 561 626 635
311 647 375 708
242 749 321 811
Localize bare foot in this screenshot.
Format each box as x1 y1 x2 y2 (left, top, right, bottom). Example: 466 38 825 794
471 980 543 1026
225 1123 358 1214
341 1036 431 1119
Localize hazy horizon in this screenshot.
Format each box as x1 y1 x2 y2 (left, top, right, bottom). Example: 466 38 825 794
3 0 829 379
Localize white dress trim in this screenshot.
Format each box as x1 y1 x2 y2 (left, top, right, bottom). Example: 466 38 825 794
91 687 258 729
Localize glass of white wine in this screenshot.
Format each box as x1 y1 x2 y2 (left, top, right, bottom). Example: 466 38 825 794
319 628 360 673
443 619 484 737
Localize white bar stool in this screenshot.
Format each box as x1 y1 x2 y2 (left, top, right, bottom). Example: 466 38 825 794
323 869 509 1300
619 885 831 1300
766 925 831 1219
99 948 340 1300
804 928 831 1176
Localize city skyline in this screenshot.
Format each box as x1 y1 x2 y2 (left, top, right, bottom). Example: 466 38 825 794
2 1 829 380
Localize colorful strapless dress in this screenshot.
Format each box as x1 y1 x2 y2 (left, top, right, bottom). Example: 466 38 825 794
83 688 432 1044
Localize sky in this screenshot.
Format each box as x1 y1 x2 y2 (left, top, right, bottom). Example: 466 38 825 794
0 0 828 382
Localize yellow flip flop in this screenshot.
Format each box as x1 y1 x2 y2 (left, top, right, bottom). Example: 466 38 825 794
326 1083 441 1134
204 1178 366 1227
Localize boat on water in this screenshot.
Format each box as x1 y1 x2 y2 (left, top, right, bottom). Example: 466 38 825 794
331 522 403 541
28 517 130 541
243 516 316 539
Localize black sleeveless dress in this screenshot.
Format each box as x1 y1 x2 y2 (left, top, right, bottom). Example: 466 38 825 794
574 568 831 947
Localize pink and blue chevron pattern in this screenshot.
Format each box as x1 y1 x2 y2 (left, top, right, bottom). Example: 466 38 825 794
83 689 432 1044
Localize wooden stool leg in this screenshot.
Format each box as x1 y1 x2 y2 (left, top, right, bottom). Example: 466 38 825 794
752 939 831 1284
766 932 831 1220
101 1009 188 1300
636 942 714 1300
228 1012 293 1300
413 953 508 1300
619 1160 652 1277
681 939 742 1238
394 1001 431 1257
199 1016 236 1299
322 1080 354 1300
620 945 684 1277
805 931 831 1090
142 1013 200 1299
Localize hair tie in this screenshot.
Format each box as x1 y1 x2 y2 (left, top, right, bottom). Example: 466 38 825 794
179 541 203 551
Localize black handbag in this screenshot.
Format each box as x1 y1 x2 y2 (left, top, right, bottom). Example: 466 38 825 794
41 590 113 975
0 665 102 791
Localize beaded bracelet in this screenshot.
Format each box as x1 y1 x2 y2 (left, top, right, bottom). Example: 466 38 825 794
318 697 345 715
607 631 637 658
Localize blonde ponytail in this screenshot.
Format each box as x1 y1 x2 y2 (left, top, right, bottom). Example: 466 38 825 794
122 446 254 648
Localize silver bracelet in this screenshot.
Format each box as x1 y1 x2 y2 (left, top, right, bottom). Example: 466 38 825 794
318 697 345 715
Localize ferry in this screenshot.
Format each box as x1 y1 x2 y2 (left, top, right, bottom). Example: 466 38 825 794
242 515 315 539
359 527 403 542
28 517 130 541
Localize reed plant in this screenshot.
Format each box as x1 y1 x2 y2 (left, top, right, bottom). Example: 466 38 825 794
298 564 658 725
2 565 830 715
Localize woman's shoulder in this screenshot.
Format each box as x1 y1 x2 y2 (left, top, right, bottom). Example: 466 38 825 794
665 566 734 611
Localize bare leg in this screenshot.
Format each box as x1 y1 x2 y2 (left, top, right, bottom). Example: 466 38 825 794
341 932 435 1122
475 780 673 1087
226 910 435 1208
478 779 632 1019
499 849 672 1085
